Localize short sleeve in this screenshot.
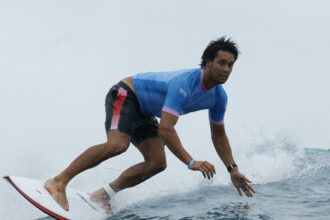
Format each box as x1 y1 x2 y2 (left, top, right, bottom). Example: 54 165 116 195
162 80 189 117
209 89 228 124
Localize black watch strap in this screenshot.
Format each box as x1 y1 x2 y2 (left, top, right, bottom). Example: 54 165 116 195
226 164 238 172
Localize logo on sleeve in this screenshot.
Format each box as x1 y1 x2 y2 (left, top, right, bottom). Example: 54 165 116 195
179 88 187 97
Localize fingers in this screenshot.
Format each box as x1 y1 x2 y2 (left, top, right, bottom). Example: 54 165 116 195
246 182 256 194
200 161 216 179
193 161 216 180
201 171 206 178
199 166 209 179
231 172 256 197
243 179 256 196
236 187 242 196
240 181 256 197
244 176 252 183
236 184 252 197
243 187 253 197
204 161 216 175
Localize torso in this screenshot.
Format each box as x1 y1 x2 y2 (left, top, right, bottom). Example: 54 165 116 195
127 68 227 123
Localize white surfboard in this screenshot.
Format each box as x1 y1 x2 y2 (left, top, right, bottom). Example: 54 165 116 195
4 176 106 220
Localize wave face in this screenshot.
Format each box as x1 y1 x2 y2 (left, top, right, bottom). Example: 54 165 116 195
108 148 330 220
2 128 330 220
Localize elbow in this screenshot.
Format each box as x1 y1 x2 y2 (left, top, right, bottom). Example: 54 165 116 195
158 123 172 140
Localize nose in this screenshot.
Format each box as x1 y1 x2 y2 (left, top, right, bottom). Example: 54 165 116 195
222 66 230 75
223 64 230 72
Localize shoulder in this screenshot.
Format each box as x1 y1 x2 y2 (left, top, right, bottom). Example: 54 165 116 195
166 69 201 101
134 68 199 83
213 85 228 107
169 68 200 81
168 68 201 88
215 85 227 98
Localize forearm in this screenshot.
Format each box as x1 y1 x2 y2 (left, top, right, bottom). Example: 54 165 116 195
159 126 193 165
210 125 255 196
212 135 236 167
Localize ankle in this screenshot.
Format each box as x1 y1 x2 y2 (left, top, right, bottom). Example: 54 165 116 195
103 184 117 197
53 175 69 186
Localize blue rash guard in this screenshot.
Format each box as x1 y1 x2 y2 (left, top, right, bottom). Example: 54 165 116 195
132 68 228 124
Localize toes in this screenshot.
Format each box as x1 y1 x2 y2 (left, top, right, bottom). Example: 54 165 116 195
58 194 69 210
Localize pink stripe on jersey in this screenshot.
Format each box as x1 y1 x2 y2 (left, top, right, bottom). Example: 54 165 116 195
209 119 225 125
199 70 208 91
162 106 180 117
110 88 127 129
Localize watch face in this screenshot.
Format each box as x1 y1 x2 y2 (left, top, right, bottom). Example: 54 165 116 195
227 164 237 172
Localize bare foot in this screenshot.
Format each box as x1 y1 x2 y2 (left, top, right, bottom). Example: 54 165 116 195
90 188 112 214
44 178 69 211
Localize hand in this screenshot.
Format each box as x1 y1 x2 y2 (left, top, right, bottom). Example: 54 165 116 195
230 170 256 197
192 161 216 179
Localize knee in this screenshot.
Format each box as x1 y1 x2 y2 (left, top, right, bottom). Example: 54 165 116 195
103 141 129 156
158 162 167 172
147 160 167 175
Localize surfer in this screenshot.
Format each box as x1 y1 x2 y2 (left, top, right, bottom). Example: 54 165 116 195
45 37 256 212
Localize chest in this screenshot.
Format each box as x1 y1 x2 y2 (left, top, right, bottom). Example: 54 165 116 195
182 91 216 113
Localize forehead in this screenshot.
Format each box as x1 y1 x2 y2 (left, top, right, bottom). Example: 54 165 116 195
214 50 235 62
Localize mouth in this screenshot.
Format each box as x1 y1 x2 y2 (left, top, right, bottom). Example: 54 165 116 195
220 79 227 84
219 75 228 81
218 74 230 84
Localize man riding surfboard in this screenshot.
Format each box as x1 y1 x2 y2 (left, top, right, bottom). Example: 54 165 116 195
45 37 256 212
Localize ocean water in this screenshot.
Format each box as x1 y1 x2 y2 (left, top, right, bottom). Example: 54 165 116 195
3 147 329 220
106 148 330 220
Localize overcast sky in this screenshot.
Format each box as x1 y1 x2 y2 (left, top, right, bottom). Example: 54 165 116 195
1 0 330 173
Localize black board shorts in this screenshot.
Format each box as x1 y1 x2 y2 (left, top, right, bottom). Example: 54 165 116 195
105 81 159 147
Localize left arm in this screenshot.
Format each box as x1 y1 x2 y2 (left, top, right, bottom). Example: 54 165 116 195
210 123 256 197
210 123 236 167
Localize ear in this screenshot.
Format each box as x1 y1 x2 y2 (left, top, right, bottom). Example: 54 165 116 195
205 58 212 67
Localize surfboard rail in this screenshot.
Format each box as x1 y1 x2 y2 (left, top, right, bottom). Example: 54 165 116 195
4 176 70 220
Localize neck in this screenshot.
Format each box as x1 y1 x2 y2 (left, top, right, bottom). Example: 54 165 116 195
202 68 217 90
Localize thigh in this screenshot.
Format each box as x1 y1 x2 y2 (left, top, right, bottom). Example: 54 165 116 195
131 116 159 147
104 82 140 138
138 137 166 164
106 129 131 147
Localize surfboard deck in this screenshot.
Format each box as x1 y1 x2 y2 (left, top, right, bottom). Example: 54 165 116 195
4 176 106 220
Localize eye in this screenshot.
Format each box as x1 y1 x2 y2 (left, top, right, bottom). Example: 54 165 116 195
219 60 226 66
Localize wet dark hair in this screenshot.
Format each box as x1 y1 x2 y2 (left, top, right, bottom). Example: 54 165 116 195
200 36 240 68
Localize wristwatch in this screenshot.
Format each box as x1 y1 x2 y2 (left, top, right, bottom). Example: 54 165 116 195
226 164 237 172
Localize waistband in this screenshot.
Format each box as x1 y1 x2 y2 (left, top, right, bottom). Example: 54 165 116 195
117 81 136 97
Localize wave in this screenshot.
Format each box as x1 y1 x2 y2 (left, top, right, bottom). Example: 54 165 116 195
235 129 330 184
108 152 330 220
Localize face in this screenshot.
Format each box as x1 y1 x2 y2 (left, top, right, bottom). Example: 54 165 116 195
206 50 235 84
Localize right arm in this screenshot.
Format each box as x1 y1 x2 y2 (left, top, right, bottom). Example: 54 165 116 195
158 111 216 179
158 111 193 165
